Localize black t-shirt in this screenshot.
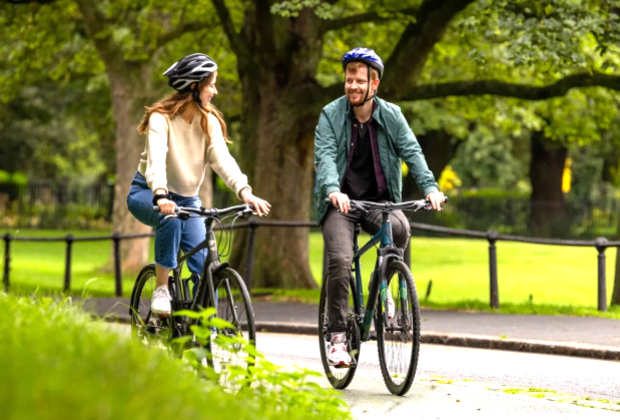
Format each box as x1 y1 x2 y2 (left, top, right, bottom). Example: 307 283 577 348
341 120 389 201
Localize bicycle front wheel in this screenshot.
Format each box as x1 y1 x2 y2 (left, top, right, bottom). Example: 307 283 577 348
206 267 256 388
376 259 421 396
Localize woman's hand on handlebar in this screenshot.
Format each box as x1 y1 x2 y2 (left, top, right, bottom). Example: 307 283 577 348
157 198 176 215
240 189 271 217
329 191 351 214
426 191 446 211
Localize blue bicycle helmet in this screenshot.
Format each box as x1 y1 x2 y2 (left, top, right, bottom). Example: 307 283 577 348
341 47 384 80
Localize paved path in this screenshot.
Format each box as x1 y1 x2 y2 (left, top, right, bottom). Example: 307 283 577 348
108 324 620 419
86 298 620 358
260 333 620 419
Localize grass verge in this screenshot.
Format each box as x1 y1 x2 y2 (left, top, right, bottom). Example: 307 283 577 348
0 293 350 420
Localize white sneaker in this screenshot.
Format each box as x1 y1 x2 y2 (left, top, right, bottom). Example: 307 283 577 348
386 289 396 320
327 333 351 367
151 285 172 316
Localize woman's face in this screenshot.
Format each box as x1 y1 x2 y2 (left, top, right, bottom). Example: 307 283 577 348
200 72 218 105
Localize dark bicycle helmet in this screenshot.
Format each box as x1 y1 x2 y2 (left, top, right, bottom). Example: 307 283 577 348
341 47 384 80
163 53 218 93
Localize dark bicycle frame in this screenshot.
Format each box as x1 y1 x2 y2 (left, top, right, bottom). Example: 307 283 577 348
130 204 253 335
329 199 437 342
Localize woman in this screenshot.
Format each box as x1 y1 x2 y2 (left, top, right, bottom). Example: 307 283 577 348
127 53 270 316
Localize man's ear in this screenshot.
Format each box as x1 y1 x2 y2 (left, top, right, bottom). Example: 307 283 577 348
373 78 380 91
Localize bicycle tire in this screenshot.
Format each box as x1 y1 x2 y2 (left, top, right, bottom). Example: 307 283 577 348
376 259 421 396
205 267 256 388
318 274 361 390
129 264 176 350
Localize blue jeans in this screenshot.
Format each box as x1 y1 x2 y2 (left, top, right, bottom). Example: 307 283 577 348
126 172 208 277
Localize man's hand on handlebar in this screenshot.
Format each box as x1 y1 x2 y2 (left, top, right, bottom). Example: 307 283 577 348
328 191 351 214
426 191 446 211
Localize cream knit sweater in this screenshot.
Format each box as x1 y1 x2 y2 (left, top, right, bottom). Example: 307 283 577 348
138 112 251 199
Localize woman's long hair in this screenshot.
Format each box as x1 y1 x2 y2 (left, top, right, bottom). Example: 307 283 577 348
137 73 229 143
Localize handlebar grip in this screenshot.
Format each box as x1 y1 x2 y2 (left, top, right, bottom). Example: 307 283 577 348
153 206 160 212
324 198 333 205
443 196 449 203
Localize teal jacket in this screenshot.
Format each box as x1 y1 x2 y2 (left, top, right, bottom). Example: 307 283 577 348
314 96 439 223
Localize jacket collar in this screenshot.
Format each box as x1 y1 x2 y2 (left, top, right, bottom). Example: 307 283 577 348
344 96 384 128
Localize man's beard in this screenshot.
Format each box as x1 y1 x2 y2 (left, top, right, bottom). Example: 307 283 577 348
347 90 366 106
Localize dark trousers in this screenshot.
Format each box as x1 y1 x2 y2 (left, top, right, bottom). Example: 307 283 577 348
322 207 410 332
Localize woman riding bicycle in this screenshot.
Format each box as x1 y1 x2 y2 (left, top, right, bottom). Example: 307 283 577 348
127 53 271 317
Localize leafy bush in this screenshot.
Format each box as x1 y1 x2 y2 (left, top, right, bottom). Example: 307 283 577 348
178 309 352 420
0 295 351 420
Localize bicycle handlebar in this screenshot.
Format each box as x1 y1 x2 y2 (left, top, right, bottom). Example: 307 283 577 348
153 203 255 219
323 196 448 212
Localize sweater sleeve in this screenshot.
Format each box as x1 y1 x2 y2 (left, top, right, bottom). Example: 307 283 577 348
206 114 251 200
144 113 170 193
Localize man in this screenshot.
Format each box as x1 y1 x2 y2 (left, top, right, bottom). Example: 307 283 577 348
314 47 445 367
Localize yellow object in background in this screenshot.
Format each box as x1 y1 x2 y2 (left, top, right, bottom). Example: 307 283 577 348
562 158 572 194
438 165 462 192
402 161 409 177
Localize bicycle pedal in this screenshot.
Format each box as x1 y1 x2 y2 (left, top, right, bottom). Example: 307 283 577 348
333 363 354 370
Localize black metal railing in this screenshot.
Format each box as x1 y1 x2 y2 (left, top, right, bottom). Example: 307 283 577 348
2 219 619 311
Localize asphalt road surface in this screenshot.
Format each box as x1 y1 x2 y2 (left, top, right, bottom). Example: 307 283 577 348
257 333 620 419
108 324 620 419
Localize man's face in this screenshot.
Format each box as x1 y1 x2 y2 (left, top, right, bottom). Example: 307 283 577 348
345 65 379 106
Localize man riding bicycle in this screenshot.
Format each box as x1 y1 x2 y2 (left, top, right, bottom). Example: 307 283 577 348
314 47 445 367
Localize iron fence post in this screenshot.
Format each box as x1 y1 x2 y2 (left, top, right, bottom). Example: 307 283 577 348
112 232 122 297
244 219 257 291
64 234 74 292
487 230 499 309
3 234 11 292
595 237 608 312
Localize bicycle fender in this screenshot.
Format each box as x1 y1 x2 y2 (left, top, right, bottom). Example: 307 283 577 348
211 262 230 278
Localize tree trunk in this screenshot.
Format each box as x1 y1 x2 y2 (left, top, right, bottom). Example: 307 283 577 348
227 9 321 289
528 131 568 236
230 82 318 289
403 129 461 200
108 68 153 272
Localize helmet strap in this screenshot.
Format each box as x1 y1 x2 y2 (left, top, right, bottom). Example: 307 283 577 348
352 64 376 108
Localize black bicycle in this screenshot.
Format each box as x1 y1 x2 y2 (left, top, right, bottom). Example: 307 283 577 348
319 197 447 396
129 203 256 385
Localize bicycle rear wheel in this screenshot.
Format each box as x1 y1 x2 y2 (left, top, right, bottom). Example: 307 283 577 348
129 264 174 349
318 274 361 390
206 267 256 389
376 259 421 396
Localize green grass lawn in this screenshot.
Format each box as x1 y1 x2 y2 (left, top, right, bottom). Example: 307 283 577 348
2 228 619 314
